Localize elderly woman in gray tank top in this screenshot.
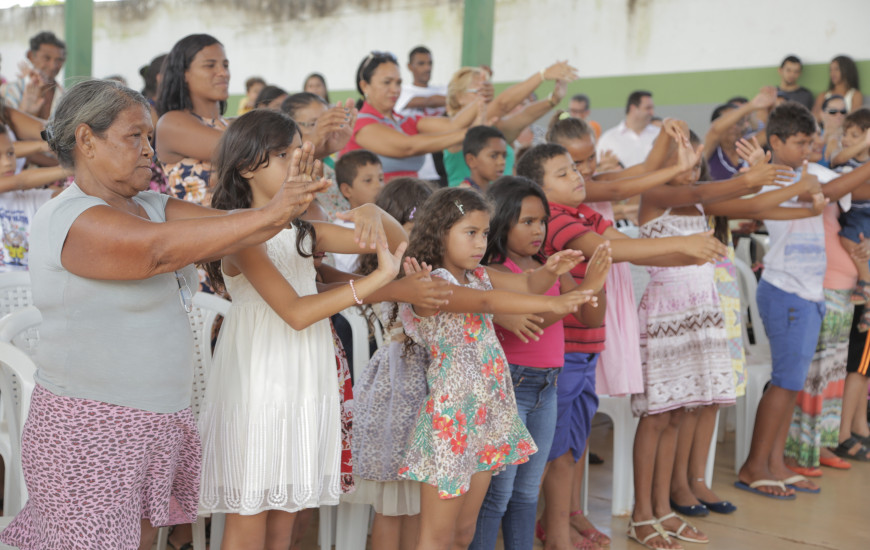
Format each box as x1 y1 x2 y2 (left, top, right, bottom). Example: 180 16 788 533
0 79 329 550
339 51 482 182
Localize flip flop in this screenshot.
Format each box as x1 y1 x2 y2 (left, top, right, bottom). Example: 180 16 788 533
733 479 796 500
787 465 823 477
782 474 820 494
569 510 611 547
819 455 851 470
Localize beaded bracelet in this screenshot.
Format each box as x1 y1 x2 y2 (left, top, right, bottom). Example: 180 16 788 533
349 279 363 305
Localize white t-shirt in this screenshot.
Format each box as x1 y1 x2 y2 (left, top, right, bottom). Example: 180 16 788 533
332 218 360 274
396 83 447 181
761 163 840 302
0 188 55 271
596 121 660 168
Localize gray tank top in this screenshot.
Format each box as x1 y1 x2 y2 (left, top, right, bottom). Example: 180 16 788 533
29 184 196 413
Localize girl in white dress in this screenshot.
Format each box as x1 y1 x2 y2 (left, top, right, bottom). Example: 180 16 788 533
198 109 408 549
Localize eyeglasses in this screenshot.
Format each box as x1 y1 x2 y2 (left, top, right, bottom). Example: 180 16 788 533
296 119 318 129
175 270 193 313
827 109 848 115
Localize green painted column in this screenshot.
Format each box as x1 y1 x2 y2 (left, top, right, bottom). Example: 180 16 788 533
63 0 94 85
461 0 495 68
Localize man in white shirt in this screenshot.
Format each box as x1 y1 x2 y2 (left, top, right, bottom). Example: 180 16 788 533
395 46 447 182
1 31 66 119
596 90 660 168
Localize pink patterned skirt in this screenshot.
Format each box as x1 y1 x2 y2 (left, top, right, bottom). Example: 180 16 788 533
0 385 201 549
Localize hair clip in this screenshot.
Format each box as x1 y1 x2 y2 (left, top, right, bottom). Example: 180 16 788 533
558 111 572 121
454 200 465 215
408 206 417 220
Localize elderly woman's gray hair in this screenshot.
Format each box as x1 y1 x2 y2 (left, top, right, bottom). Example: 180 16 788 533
43 79 149 168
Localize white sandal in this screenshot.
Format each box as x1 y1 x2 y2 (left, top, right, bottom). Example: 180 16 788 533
657 512 709 544
628 517 672 549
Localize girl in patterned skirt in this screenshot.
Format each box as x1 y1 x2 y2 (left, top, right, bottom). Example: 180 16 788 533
630 132 825 549
396 187 599 549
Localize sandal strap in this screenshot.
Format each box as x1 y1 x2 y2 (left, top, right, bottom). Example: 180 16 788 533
629 518 659 528
643 523 670 545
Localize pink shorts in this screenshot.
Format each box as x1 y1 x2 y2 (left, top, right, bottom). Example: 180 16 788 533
0 385 201 549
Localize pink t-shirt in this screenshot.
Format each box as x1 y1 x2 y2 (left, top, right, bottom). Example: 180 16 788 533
823 203 858 290
493 258 565 368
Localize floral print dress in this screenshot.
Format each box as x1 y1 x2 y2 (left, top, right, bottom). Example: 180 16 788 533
398 267 537 499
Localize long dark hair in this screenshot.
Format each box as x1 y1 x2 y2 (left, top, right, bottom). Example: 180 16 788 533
830 55 860 92
157 34 226 116
354 51 398 109
404 187 491 270
204 109 312 290
483 176 550 265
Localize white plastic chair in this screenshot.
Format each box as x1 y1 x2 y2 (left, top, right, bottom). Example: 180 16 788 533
732 258 772 473
0 306 41 517
594 395 638 516
0 272 32 316
155 292 231 550
0 341 37 522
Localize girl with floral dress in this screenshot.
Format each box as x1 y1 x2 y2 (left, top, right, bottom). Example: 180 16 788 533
395 187 597 549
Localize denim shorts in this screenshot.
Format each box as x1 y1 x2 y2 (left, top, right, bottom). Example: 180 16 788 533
757 279 825 391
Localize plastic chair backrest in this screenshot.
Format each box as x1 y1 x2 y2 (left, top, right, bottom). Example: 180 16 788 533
0 341 37 515
732 258 770 354
0 272 33 317
188 293 231 419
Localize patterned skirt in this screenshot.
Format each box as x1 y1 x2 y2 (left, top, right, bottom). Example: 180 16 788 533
714 251 747 398
632 269 737 416
0 385 201 550
785 289 853 467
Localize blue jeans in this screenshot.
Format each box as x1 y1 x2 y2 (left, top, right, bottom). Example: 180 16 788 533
469 365 559 550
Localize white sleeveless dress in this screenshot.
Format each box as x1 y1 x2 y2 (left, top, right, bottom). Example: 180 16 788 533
198 227 342 514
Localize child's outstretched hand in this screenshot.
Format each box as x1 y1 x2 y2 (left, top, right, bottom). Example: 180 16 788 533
270 143 331 226
493 313 545 343
336 204 387 250
544 249 585 277
797 161 822 195
391 266 452 310
810 192 828 215
684 229 727 265
316 98 358 155
374 240 407 282
742 160 794 190
579 242 612 295
597 149 621 172
735 136 767 167
662 118 689 144
549 288 596 315
676 139 703 173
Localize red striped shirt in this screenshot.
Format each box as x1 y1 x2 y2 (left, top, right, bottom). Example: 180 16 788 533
544 202 612 353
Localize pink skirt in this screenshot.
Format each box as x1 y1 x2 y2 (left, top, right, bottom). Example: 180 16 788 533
595 261 644 396
0 385 201 549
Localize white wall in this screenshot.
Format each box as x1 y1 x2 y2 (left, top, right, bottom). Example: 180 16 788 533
0 0 867 95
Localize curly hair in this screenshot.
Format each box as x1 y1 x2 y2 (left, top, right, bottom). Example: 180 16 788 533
203 109 312 291
404 187 491 270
